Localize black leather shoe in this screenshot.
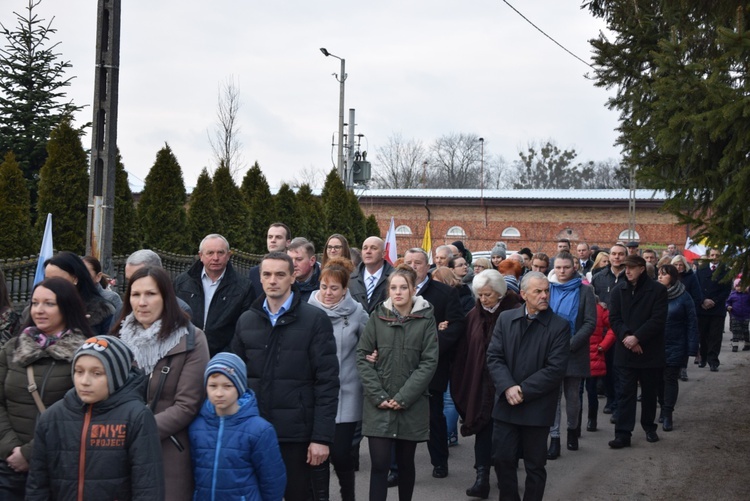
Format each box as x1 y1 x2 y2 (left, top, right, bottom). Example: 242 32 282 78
387 471 398 488
610 414 617 424
566 429 579 451
662 414 673 432
608 437 631 449
547 437 561 460
602 405 613 414
699 361 707 368
710 365 719 372
586 418 597 432
432 465 448 479
646 431 660 443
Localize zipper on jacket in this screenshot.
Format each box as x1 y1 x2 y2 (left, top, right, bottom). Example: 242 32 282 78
78 405 93 501
211 416 225 501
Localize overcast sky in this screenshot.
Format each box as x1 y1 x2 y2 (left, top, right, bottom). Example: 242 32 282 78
1 0 621 191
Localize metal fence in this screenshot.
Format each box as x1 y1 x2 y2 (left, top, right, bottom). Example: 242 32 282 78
1 249 264 313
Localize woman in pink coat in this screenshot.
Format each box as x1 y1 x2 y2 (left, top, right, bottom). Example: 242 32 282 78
581 302 616 432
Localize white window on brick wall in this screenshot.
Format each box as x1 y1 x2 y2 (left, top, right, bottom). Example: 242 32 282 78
446 226 466 238
618 229 640 241
396 225 412 235
501 226 521 238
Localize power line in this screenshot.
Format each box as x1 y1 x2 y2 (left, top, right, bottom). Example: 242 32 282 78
501 0 595 69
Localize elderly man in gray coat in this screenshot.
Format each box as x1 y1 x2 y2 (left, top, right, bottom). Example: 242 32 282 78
487 272 570 501
546 251 596 459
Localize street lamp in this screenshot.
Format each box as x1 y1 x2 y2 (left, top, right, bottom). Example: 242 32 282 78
320 48 347 183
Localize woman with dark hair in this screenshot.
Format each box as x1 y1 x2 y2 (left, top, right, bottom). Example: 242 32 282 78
357 265 438 501
44 251 114 335
82 255 122 312
308 257 368 501
657 264 698 431
321 234 352 268
0 278 92 500
0 270 20 347
113 266 210 501
450 270 522 499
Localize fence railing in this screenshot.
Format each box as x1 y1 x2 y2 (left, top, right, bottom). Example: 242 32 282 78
1 249 264 313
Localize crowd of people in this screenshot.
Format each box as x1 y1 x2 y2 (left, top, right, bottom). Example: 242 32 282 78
0 229 746 501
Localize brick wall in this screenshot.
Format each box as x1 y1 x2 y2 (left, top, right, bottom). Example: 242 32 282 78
360 200 686 256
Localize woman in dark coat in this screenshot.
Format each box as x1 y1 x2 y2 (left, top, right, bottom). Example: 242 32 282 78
0 278 92 500
656 265 698 431
44 251 115 335
451 270 521 499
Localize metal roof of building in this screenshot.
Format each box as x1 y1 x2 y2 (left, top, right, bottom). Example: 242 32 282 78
356 189 667 201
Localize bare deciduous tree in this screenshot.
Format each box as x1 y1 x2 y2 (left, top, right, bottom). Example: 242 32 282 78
208 76 244 179
285 165 327 190
372 133 428 188
428 133 482 188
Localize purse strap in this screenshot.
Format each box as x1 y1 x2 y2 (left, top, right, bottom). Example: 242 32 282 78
149 356 173 413
26 365 46 413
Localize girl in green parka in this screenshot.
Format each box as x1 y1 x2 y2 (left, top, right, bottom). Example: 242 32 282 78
357 264 438 501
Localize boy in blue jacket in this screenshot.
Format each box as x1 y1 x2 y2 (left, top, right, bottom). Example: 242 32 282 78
189 353 286 501
26 336 164 500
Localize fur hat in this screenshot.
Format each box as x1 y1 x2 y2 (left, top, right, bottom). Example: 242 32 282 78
73 336 133 395
491 242 507 260
204 353 247 395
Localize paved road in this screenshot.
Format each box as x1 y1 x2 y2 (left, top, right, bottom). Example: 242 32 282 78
332 328 749 500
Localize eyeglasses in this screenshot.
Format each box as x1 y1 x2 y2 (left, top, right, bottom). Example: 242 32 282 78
327 245 343 251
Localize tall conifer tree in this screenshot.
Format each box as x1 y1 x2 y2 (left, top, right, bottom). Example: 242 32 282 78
213 162 249 251
112 150 139 255
137 144 189 253
295 184 325 249
321 169 354 244
241 162 275 253
36 119 88 253
0 151 32 257
274 184 298 238
187 168 218 246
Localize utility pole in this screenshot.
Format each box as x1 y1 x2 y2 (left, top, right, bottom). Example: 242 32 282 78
320 48 347 183
346 108 355 189
628 164 637 241
86 0 121 275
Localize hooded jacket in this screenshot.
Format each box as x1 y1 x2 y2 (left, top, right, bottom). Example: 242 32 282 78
356 296 439 442
26 370 164 501
189 392 286 501
588 304 616 377
308 290 369 423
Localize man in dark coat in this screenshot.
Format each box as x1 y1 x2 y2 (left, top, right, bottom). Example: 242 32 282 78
173 234 255 356
232 252 339 501
349 236 394 314
695 247 732 371
404 248 465 479
608 255 668 448
487 271 569 501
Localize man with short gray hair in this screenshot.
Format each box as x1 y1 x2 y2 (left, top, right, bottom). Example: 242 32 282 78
173 234 255 356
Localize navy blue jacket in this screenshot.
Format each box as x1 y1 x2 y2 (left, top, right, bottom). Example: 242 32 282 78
664 290 699 366
189 392 286 501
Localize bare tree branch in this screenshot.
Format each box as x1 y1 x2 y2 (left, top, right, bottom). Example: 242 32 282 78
208 75 244 179
372 133 427 188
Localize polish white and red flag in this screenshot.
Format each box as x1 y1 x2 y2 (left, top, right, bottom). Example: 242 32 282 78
384 217 397 265
683 236 707 262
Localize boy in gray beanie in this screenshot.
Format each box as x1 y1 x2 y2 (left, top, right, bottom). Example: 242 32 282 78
27 335 165 499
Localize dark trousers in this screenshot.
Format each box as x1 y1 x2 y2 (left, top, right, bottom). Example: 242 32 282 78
428 390 449 467
492 420 548 501
331 422 358 474
474 421 494 469
614 366 662 437
279 442 312 501
658 366 681 412
583 377 600 415
369 437 418 501
699 315 726 366
603 348 618 411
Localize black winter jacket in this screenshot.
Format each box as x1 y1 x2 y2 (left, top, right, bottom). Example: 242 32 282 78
609 272 668 368
173 260 255 356
26 370 164 501
232 288 339 445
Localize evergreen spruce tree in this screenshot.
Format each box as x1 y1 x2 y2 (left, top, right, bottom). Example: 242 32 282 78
295 184 325 250
321 169 352 243
213 162 249 251
241 162 276 253
137 144 190 253
274 184 298 238
346 189 367 246
365 214 381 240
0 0 84 215
112 150 139 255
187 168 218 246
35 119 88 253
0 151 32 257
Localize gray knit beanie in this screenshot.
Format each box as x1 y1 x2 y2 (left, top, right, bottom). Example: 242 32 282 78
491 242 507 260
72 336 134 395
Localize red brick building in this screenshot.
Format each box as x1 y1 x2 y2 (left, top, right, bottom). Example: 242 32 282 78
357 189 688 256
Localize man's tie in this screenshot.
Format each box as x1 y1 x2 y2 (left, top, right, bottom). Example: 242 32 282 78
366 276 377 301
711 264 716 272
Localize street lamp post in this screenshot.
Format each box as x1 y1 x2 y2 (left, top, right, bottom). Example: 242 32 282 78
320 48 346 183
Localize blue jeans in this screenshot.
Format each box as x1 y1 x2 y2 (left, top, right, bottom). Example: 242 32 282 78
444 384 459 442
